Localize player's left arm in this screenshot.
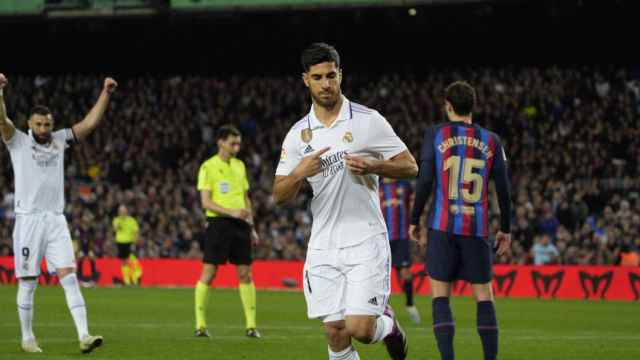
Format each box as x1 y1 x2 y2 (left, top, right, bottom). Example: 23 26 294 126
345 112 418 179
348 150 418 179
72 77 117 141
491 137 512 255
112 218 119 233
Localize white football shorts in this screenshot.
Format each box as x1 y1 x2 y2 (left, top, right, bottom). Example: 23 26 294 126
13 212 75 278
303 233 391 322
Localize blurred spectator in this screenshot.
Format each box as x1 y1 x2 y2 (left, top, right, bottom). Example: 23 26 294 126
531 235 560 265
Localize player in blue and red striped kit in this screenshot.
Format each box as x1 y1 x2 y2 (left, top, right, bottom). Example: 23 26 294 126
409 81 511 360
379 178 421 324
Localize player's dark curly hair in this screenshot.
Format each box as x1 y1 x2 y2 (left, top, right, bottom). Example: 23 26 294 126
445 81 476 116
30 105 52 118
301 43 340 72
216 124 241 142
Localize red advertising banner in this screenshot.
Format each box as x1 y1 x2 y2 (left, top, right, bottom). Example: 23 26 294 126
0 257 638 301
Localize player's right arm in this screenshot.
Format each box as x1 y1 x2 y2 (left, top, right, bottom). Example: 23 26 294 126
112 218 119 233
272 147 330 205
0 73 16 142
409 127 436 242
272 127 329 205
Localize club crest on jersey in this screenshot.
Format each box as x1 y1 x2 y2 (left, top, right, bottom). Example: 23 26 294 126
304 145 315 154
301 128 313 143
342 131 353 143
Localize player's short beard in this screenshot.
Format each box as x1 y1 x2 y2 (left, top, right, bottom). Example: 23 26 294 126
33 132 52 144
311 89 340 110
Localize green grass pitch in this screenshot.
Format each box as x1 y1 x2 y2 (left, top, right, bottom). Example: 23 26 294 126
0 286 638 359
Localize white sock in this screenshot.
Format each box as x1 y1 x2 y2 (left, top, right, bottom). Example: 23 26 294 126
60 274 89 340
328 345 360 360
17 279 37 342
370 315 394 343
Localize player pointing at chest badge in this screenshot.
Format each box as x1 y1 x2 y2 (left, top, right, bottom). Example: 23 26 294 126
273 43 418 360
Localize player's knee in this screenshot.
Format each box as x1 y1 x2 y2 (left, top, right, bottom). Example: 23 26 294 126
56 267 75 279
200 267 217 284
324 321 350 348
236 266 252 283
200 273 215 284
324 324 343 342
345 319 375 343
237 270 251 283
472 283 493 301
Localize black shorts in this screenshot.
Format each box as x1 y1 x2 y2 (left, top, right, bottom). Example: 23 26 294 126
117 243 132 260
203 217 252 265
390 239 411 269
426 229 493 284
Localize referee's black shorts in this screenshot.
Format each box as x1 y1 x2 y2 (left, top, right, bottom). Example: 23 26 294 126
203 217 252 265
116 243 132 260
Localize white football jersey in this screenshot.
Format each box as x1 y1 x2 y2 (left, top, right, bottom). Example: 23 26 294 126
3 128 75 214
276 96 408 250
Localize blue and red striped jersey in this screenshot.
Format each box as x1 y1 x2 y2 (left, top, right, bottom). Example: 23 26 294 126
379 179 413 241
410 122 511 237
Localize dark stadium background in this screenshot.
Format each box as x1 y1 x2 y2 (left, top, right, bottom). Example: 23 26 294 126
1 0 638 74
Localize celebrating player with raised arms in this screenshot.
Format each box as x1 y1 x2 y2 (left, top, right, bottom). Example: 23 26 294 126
0 73 116 354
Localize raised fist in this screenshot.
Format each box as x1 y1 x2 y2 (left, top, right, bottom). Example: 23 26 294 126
104 77 118 94
0 73 7 90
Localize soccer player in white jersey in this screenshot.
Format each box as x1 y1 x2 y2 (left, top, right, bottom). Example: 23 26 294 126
0 73 116 354
273 43 418 360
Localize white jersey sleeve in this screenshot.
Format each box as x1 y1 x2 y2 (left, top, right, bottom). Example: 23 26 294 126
366 112 407 160
2 129 28 151
275 128 302 176
52 128 76 148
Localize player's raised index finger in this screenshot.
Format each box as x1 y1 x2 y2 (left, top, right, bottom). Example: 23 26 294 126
313 147 331 157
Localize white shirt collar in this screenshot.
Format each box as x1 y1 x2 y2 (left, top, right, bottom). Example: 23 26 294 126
308 95 352 129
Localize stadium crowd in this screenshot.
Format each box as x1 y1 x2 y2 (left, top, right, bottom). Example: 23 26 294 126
1 67 639 266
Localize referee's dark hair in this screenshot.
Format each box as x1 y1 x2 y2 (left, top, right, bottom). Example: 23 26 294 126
445 81 476 116
301 43 341 72
216 124 241 142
